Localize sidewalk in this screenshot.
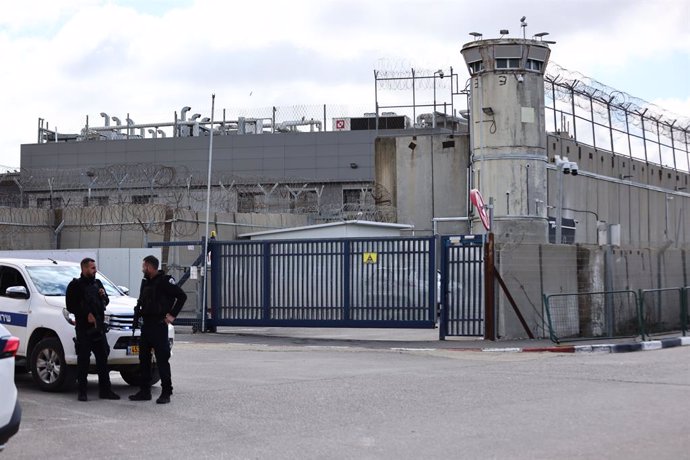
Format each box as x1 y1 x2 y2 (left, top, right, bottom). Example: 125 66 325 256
175 326 690 354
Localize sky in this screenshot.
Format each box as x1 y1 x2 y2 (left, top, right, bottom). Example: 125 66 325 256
1 0 689 168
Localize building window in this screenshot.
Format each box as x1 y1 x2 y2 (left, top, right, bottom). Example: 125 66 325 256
132 195 154 204
495 58 520 69
36 197 62 209
290 191 318 212
83 196 109 206
237 192 262 213
526 59 543 71
343 189 362 210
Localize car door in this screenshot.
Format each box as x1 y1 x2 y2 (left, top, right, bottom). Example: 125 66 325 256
0 265 30 355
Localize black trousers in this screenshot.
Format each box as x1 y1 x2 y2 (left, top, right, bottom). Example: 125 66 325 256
139 321 172 394
76 330 111 393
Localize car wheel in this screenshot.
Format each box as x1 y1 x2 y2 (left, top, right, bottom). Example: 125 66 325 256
119 363 160 387
30 337 76 392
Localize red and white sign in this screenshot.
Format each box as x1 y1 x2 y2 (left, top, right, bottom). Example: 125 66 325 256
470 188 490 231
333 118 351 131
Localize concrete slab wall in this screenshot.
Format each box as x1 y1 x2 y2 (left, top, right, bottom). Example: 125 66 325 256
496 243 688 339
374 134 470 234
547 134 690 248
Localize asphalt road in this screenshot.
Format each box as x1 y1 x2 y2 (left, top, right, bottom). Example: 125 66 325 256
6 334 690 460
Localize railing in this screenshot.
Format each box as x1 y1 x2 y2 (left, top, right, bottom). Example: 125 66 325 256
543 290 640 343
638 287 688 340
545 287 690 343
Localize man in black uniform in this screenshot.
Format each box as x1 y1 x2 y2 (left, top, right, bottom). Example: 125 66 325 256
65 258 120 402
129 255 186 404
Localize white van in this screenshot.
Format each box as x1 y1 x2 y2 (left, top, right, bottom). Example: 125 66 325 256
0 258 174 391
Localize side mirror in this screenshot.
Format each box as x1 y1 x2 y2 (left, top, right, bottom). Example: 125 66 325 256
117 286 130 295
5 286 29 299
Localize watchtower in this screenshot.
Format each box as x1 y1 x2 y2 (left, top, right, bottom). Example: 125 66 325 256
461 25 553 242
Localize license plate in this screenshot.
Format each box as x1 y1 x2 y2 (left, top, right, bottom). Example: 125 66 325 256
127 345 139 355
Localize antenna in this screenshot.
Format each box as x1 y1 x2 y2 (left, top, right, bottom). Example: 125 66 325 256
520 16 527 39
469 31 483 40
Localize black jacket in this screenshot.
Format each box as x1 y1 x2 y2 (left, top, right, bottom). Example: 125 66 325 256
66 275 110 332
137 270 187 321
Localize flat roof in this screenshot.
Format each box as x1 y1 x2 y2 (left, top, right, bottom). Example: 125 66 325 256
238 220 414 239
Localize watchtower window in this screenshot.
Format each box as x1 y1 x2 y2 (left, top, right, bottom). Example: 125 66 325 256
468 61 484 74
495 58 520 69
526 59 543 71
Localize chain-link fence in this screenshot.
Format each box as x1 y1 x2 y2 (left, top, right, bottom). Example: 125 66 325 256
543 290 641 343
639 287 688 338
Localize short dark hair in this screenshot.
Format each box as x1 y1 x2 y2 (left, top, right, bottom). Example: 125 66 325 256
143 255 159 270
80 257 95 268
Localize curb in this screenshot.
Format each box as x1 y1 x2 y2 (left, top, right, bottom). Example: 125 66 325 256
443 336 690 354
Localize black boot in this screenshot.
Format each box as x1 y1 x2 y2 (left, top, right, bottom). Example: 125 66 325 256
78 390 88 402
156 392 171 404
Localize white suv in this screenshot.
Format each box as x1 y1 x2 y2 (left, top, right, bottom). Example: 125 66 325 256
0 324 21 451
0 258 174 392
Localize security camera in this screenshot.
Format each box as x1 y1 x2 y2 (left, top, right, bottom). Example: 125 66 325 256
570 162 578 176
562 163 571 174
517 74 524 83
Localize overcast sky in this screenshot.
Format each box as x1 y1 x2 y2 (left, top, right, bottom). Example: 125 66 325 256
1 0 688 168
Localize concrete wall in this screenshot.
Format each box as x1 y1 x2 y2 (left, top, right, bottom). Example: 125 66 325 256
21 130 382 182
0 207 55 250
547 133 690 248
495 243 688 339
375 133 470 234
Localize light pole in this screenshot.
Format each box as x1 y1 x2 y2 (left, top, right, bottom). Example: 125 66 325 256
554 156 578 244
433 69 444 128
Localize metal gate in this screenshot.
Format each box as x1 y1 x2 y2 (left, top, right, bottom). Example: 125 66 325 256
147 240 206 329
439 235 485 339
209 237 436 328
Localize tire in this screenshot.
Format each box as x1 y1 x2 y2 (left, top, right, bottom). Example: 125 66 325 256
30 337 76 392
120 363 160 387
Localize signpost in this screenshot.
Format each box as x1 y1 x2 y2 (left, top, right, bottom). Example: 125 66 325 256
470 188 490 231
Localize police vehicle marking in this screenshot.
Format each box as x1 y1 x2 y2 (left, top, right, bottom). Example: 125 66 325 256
0 311 28 327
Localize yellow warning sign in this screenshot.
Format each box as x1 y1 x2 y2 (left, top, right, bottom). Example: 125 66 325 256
363 252 378 264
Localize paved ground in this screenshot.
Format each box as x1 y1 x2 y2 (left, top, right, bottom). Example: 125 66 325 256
6 329 690 459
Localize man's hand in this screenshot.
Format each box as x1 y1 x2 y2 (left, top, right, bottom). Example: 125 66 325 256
87 312 96 324
165 313 175 325
98 288 106 297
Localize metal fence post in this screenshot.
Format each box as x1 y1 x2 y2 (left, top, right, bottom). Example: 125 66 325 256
680 286 688 337
637 289 646 341
543 294 558 343
343 240 351 321
484 232 496 340
209 238 219 330
428 237 436 329
439 237 447 340
262 242 271 321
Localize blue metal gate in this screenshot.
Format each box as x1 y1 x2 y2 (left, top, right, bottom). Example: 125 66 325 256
439 235 485 339
209 237 436 328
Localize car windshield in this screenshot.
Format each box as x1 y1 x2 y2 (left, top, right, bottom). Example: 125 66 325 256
25 266 124 297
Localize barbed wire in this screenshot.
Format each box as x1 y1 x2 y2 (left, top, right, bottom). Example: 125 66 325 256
0 162 398 238
545 62 690 145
